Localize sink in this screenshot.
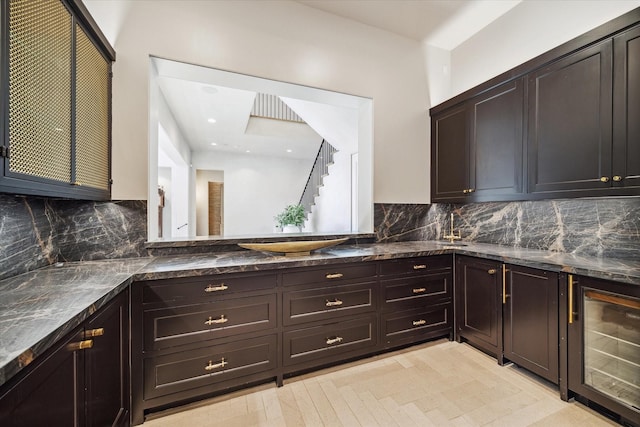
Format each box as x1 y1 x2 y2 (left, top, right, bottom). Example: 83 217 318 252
238 238 349 256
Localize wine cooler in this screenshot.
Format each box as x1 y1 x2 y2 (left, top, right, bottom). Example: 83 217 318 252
568 275 640 426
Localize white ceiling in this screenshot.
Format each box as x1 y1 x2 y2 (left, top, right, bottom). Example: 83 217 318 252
295 0 522 50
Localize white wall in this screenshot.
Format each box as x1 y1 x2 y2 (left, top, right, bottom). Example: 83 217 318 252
449 0 640 97
307 150 352 233
96 0 428 204
191 151 313 236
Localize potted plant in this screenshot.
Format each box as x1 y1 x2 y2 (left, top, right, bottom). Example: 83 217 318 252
276 204 305 233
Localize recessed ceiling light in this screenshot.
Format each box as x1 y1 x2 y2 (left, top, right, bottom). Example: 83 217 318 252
207 118 217 124
286 149 292 153
246 150 251 153
210 142 217 146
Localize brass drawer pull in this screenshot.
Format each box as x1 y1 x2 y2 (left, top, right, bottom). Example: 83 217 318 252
325 299 344 307
326 273 344 279
413 264 427 270
67 340 93 351
613 175 622 182
413 319 427 327
205 357 227 371
600 176 610 183
205 284 228 292
205 315 228 325
412 287 427 294
83 328 104 338
487 269 497 275
326 336 344 345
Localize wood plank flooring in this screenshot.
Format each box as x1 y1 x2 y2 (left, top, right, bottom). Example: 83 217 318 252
144 340 617 426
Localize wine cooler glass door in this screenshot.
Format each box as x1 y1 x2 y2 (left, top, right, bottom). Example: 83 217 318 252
582 290 640 411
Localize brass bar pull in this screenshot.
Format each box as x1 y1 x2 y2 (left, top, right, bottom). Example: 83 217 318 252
413 264 427 270
67 340 93 351
205 358 227 371
326 273 344 279
83 328 104 338
612 175 622 182
325 299 344 307
600 176 610 183
412 287 427 294
205 284 228 292
326 336 344 345
502 265 509 304
205 315 228 325
487 269 497 275
413 319 427 326
568 275 574 324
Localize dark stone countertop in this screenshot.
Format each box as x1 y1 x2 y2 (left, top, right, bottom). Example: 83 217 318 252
1 241 639 389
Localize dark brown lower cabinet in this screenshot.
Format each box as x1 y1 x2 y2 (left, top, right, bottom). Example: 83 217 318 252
0 289 129 427
567 275 640 426
455 255 504 362
504 266 559 383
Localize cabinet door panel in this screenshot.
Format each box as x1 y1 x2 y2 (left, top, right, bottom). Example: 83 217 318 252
470 79 524 199
455 256 502 359
528 41 613 195
144 294 277 350
84 291 129 427
431 105 468 201
283 315 377 368
0 329 83 427
504 266 558 383
381 304 452 348
144 334 277 400
283 281 376 326
381 272 451 311
613 25 640 189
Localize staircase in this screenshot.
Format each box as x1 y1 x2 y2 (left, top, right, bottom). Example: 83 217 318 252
299 140 338 219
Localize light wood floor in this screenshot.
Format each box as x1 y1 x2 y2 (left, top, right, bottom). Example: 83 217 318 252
144 339 617 426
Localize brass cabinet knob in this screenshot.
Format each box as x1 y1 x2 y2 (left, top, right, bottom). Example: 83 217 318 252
613 175 622 182
467 188 475 193
487 269 497 275
600 176 610 183
463 189 469 194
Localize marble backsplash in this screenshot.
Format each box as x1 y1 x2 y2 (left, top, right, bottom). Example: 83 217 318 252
0 195 147 280
375 197 640 260
2 194 638 281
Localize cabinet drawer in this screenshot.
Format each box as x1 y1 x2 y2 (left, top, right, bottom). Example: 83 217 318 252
379 255 451 277
381 304 452 347
143 334 277 399
381 272 452 310
142 273 277 304
282 263 376 286
283 281 376 326
283 315 377 367
143 294 277 350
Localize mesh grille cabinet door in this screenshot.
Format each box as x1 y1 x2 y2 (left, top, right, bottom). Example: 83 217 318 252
75 23 109 190
8 0 72 183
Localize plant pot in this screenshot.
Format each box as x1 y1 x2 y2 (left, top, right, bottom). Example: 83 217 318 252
283 225 301 233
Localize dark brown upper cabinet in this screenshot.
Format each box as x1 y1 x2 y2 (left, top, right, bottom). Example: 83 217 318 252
527 41 613 196
431 79 524 203
431 104 468 201
613 25 640 190
0 0 115 200
430 7 640 203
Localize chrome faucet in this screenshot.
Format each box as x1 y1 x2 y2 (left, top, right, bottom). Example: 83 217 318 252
443 213 462 243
